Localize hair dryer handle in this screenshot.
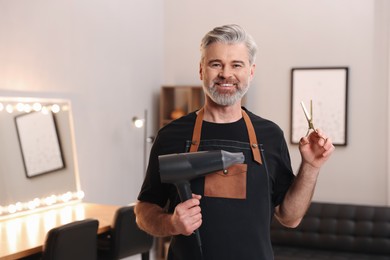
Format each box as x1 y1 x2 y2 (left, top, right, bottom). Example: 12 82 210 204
176 181 192 202
175 180 203 257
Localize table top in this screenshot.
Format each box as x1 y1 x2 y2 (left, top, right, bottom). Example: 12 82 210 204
0 202 120 260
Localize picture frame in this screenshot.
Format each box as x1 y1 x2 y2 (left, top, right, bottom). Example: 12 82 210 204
15 111 65 178
290 67 348 146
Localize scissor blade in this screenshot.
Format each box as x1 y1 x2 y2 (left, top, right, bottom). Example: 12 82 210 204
300 101 311 122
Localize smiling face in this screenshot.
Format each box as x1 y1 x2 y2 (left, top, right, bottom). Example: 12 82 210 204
199 42 255 106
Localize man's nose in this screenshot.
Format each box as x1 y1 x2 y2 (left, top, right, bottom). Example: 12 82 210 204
218 67 233 79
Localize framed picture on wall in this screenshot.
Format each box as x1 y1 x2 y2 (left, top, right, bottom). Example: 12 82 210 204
290 67 348 146
15 111 65 178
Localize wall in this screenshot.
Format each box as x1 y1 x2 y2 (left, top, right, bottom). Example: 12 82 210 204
0 0 164 209
0 0 388 215
0 1 388 259
164 0 390 206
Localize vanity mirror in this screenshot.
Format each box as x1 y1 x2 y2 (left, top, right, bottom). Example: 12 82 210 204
0 97 82 218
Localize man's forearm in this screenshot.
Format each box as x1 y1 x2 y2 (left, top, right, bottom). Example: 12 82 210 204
275 162 320 228
134 201 175 237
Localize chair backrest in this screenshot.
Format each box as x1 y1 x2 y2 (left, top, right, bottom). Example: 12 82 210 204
110 205 154 259
42 218 99 260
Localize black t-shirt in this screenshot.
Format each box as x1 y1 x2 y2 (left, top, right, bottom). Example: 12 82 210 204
138 108 294 259
139 108 293 208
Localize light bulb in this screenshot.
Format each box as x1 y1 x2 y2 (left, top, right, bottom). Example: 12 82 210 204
8 204 17 214
27 200 36 210
6 104 13 113
23 104 32 113
51 104 60 113
33 103 42 112
16 103 24 112
61 192 72 202
15 202 23 211
76 190 85 200
44 195 57 206
41 106 49 115
133 117 144 128
33 198 41 207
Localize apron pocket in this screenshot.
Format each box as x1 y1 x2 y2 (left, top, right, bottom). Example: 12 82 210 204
204 163 247 199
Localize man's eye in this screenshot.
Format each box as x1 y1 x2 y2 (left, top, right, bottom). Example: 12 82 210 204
233 64 243 68
210 63 221 68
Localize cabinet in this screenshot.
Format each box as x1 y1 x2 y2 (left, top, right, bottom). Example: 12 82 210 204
159 86 204 128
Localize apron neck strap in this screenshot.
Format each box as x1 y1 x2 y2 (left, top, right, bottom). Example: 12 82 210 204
190 107 262 164
189 108 204 152
242 109 262 164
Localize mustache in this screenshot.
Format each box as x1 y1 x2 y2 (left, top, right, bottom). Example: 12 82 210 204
213 80 238 85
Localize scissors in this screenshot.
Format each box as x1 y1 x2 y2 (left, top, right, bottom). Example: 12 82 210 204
300 100 318 136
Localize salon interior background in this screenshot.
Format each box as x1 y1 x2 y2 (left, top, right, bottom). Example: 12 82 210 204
0 0 389 211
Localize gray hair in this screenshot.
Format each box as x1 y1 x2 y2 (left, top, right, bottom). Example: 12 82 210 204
200 24 258 65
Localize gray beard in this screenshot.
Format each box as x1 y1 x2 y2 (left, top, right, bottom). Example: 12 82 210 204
203 85 249 106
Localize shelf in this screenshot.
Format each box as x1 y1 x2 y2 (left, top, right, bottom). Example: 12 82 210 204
159 86 204 128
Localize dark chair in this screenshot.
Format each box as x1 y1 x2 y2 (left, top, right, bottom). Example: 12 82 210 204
97 205 154 260
42 218 99 260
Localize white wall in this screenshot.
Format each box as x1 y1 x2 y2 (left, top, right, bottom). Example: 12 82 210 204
386 0 390 206
0 1 389 259
164 0 390 206
0 0 164 208
0 0 389 216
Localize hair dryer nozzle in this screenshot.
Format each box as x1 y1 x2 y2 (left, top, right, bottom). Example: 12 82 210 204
221 150 245 169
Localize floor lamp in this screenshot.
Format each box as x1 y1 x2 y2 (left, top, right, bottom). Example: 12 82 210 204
132 109 154 176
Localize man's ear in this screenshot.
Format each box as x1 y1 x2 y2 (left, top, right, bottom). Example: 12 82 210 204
250 63 256 80
199 62 203 80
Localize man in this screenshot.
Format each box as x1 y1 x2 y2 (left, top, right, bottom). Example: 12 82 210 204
135 24 335 260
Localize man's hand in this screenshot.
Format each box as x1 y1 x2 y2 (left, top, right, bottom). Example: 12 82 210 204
299 129 335 169
170 194 202 236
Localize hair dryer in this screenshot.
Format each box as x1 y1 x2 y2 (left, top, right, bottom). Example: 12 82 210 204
158 150 245 257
